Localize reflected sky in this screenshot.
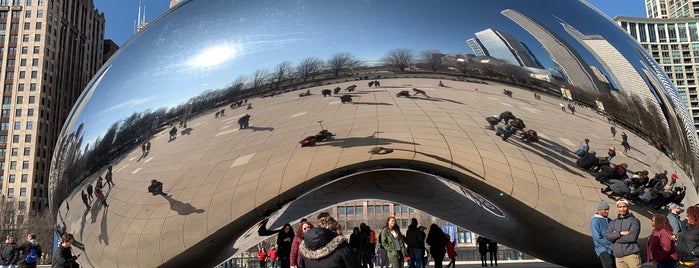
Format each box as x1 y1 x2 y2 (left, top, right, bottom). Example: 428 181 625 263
68 0 675 149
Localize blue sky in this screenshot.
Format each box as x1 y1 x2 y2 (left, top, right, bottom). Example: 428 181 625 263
95 1 648 46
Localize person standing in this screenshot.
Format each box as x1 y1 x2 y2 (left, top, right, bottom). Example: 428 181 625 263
606 199 642 268
258 248 268 268
269 246 278 268
426 224 447 268
380 216 406 268
621 132 630 155
376 247 388 268
405 218 423 268
80 190 90 210
290 221 313 268
105 166 114 188
51 233 80 268
1 235 18 268
476 236 489 267
647 214 678 268
276 223 294 268
611 126 617 139
590 200 614 268
93 186 108 207
16 233 41 268
85 184 93 202
667 203 683 237
298 227 360 268
487 240 498 266
676 206 699 267
445 234 457 268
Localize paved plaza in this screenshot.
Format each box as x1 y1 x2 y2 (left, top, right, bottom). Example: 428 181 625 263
57 77 696 267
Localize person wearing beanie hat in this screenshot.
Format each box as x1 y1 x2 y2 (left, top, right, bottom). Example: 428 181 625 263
667 203 683 236
590 200 614 268
606 198 642 267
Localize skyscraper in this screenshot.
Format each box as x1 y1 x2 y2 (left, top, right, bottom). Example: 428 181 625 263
472 28 543 69
616 2 699 136
0 0 104 224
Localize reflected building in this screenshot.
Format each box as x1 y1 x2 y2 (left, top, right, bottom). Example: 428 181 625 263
472 28 544 69
0 1 104 222
615 16 699 136
502 9 605 94
645 0 699 18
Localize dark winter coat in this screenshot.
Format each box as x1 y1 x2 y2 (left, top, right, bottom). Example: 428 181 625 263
299 228 360 268
17 239 41 265
676 224 699 262
1 242 18 265
277 224 295 259
605 213 641 258
52 245 79 268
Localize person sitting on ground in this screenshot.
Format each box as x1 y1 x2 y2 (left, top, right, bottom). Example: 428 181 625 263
601 179 632 199
148 179 170 197
485 115 500 130
520 129 539 143
438 81 445 87
596 163 628 184
498 111 515 124
495 125 517 141
509 118 526 131
576 151 599 170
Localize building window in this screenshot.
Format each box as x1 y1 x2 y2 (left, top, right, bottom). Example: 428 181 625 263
10 161 16 170
30 71 36 78
5 71 13 79
24 10 30 18
19 187 25 196
0 123 7 130
20 174 26 182
15 96 22 104
26 108 32 116
0 1 6 6
0 12 7 19
25 0 30 5
31 58 38 66
21 161 28 169
18 71 25 79
14 109 20 117
28 96 34 104
22 147 29 156
8 174 15 183
11 11 19 18
7 188 13 197
12 135 18 142
36 10 42 17
13 121 19 130
33 34 40 42
37 0 42 5
25 121 31 130
22 22 28 30
10 148 17 156
32 46 38 54
19 59 25 66
10 23 18 30
12 0 20 5
0 148 5 157
0 135 7 143
6 59 13 67
35 22 41 30
22 34 28 42
29 83 35 91
24 134 30 142
1 109 8 117
17 83 23 91
3 84 11 92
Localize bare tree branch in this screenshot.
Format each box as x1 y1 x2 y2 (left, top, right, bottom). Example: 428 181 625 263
420 50 442 72
327 53 359 78
298 57 324 82
383 48 414 72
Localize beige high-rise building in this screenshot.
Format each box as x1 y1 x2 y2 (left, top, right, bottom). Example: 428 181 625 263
0 0 104 226
645 0 699 18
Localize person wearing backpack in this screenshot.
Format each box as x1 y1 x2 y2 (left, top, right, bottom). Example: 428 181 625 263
52 233 80 268
1 235 18 268
17 233 41 268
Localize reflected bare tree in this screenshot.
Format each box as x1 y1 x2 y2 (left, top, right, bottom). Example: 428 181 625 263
298 57 324 82
327 52 359 78
383 48 414 72
272 61 294 90
420 50 442 72
252 68 270 93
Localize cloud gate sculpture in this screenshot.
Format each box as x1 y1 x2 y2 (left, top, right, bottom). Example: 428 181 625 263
49 0 699 267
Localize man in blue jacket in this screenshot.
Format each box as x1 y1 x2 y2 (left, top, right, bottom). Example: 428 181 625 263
590 200 614 268
605 199 641 268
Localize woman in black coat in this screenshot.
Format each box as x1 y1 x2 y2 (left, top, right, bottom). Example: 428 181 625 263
277 223 295 268
425 224 447 268
300 227 360 268
676 206 699 267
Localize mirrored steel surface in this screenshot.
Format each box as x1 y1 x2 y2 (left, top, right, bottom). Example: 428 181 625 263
49 1 699 267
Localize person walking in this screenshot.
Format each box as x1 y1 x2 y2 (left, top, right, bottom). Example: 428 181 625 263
647 214 678 268
105 165 114 188
380 216 406 268
590 200 614 268
148 180 170 197
445 234 457 268
1 235 18 268
51 233 80 268
606 199 642 268
93 186 108 208
290 221 313 268
611 126 617 139
476 236 489 267
86 184 93 202
277 223 294 268
426 224 447 268
621 132 630 155
16 233 41 268
676 206 699 268
80 190 90 210
405 218 423 268
269 246 278 268
487 240 498 266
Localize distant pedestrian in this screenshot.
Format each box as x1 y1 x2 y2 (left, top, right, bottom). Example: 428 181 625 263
590 200 614 268
95 177 103 190
606 199 641 268
269 246 278 268
258 248 267 268
445 234 457 268
148 180 170 197
85 184 93 202
487 240 498 266
146 141 151 152
607 147 616 162
426 224 447 268
477 236 489 267
412 88 429 98
80 190 90 210
560 103 566 112
568 103 576 115
168 126 178 141
105 166 114 188
611 126 617 139
93 187 108 207
621 132 630 155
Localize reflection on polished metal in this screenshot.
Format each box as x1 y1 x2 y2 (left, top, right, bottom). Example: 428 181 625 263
49 1 699 267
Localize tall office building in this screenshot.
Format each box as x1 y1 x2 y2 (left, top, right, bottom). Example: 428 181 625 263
472 28 543 69
0 0 105 225
615 2 699 136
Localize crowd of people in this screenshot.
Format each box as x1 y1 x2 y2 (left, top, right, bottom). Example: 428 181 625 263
252 215 461 268
485 111 538 143
591 199 699 268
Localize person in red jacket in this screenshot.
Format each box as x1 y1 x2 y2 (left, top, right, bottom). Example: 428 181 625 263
258 248 268 268
269 246 278 268
647 214 678 268
445 234 457 268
